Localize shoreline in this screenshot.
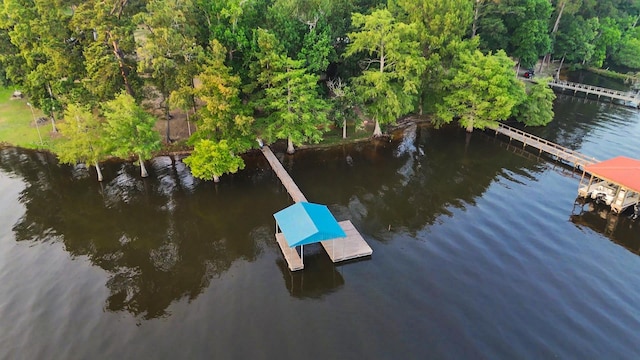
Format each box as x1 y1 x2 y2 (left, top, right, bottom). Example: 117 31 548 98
0 116 434 160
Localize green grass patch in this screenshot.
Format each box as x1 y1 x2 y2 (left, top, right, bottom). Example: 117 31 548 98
0 87 53 149
309 121 373 148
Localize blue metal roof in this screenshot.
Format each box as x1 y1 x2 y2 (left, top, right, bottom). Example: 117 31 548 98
273 202 346 247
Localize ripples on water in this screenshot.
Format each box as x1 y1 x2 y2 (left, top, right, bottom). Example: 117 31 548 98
1 96 640 359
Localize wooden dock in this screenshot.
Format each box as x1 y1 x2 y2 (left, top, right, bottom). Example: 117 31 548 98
261 146 307 203
546 79 639 105
276 233 304 271
491 123 598 169
261 145 372 271
320 221 373 263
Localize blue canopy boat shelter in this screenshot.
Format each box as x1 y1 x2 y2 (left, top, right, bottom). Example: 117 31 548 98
274 202 346 269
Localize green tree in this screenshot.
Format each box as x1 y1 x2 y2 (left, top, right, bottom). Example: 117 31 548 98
554 14 598 65
326 77 356 139
436 49 525 132
514 76 556 126
253 30 330 154
392 0 474 113
136 0 203 143
193 40 254 152
183 139 245 182
475 0 551 69
540 0 583 70
55 104 106 181
612 35 640 69
591 17 622 68
0 0 84 126
345 9 426 137
102 92 161 177
71 0 143 100
298 23 335 75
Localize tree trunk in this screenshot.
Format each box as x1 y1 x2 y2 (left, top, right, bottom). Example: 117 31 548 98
556 54 565 81
50 111 58 133
186 111 191 136
342 119 347 139
108 31 135 97
539 0 567 72
373 119 382 137
466 120 474 133
164 103 171 143
190 78 198 115
472 0 481 37
46 83 58 133
94 161 103 182
287 137 295 154
213 175 220 183
139 154 149 177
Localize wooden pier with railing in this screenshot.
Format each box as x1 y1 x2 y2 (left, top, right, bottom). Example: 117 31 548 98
491 123 599 169
546 79 639 105
489 125 639 215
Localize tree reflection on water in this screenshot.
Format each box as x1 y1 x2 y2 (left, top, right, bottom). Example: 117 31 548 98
2 148 273 319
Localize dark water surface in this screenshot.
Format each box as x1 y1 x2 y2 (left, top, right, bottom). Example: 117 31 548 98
1 96 640 359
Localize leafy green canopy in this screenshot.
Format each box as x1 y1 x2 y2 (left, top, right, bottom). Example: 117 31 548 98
252 29 331 152
183 139 245 181
345 9 426 135
56 104 105 166
436 49 525 132
193 39 255 151
102 92 161 161
514 76 556 126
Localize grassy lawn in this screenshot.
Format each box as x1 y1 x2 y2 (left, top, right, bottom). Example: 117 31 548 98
304 121 373 148
0 87 52 149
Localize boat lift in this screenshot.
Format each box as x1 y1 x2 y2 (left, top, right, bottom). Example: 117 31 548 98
578 156 640 214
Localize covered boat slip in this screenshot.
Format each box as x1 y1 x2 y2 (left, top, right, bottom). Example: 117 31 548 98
274 202 372 272
261 145 372 271
578 156 640 213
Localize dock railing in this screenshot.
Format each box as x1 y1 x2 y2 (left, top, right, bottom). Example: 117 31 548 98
493 123 599 168
547 79 640 103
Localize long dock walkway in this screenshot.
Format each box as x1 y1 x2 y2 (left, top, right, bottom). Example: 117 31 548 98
261 146 307 203
491 123 598 169
546 79 639 105
261 146 372 271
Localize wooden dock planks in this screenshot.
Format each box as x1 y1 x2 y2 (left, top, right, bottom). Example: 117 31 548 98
320 220 373 263
493 123 598 169
261 146 307 203
276 233 304 271
547 80 639 103
262 146 372 271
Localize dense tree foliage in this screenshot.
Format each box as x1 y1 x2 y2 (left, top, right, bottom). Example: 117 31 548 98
3 0 640 181
345 9 426 137
514 77 556 127
102 92 161 178
183 139 244 182
252 29 331 153
56 104 106 181
435 50 525 132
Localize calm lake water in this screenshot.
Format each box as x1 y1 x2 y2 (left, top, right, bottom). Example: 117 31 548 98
1 94 640 359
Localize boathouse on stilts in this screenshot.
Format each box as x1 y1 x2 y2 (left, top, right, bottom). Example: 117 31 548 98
578 156 640 214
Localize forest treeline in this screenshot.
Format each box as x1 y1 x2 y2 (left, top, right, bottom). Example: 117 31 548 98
1 0 638 181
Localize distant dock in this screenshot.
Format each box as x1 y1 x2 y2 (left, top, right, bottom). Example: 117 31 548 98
262 146 372 271
491 123 598 169
547 79 640 106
